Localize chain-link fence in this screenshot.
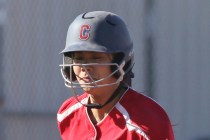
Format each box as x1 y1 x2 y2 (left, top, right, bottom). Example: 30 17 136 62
1 1 146 139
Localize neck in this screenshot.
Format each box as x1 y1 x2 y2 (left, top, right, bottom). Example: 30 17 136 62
87 82 127 124
89 83 120 105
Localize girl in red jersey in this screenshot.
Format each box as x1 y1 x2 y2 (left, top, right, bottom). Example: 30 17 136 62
58 11 174 140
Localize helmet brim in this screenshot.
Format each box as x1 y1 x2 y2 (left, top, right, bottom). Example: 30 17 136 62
60 42 108 54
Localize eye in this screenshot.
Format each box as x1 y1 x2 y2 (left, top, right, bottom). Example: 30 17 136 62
74 57 83 60
93 56 103 60
73 57 84 63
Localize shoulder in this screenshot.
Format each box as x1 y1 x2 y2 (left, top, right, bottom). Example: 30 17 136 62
57 93 88 122
121 88 170 122
119 88 174 139
121 88 168 117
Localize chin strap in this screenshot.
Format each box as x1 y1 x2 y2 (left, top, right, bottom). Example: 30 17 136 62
85 82 128 109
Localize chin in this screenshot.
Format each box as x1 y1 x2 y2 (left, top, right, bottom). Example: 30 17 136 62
81 85 93 92
82 87 91 92
81 85 100 95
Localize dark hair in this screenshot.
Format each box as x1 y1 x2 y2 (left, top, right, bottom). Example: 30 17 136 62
112 53 134 86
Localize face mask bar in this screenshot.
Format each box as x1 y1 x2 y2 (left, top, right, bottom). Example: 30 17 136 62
59 61 126 109
59 61 125 89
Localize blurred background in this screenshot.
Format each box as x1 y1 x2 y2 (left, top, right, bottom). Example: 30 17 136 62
0 0 210 139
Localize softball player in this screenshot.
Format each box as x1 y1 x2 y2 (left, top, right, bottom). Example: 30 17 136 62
57 11 174 140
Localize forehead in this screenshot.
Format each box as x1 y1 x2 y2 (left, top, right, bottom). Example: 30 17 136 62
72 51 111 56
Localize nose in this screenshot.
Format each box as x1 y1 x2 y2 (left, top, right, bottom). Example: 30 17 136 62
81 64 93 73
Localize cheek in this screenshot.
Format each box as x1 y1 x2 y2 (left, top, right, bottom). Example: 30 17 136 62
98 66 112 76
73 66 80 75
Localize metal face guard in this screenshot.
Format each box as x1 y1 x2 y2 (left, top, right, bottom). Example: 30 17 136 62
60 61 125 89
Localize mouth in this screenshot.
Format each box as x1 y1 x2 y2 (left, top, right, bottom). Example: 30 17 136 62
82 77 92 83
76 73 99 84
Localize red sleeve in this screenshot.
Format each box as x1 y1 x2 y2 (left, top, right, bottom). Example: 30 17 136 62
121 89 175 140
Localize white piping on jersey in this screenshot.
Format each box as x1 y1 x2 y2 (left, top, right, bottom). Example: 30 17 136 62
116 103 150 140
57 98 88 122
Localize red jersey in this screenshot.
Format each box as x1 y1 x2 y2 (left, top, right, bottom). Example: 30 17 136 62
57 88 174 140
